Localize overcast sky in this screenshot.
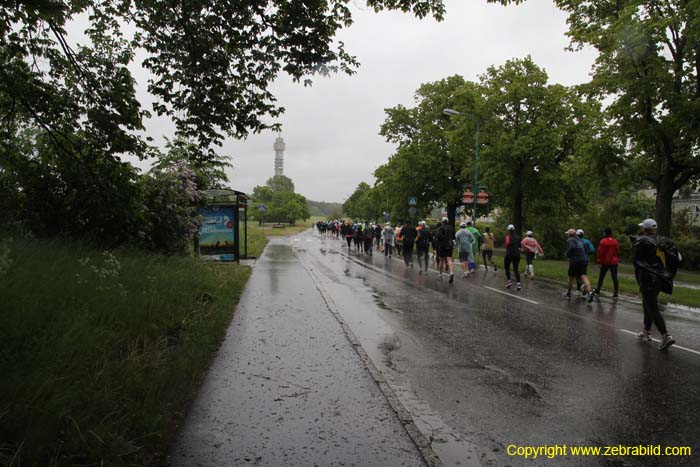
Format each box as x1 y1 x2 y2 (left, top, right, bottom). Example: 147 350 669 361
129 0 598 203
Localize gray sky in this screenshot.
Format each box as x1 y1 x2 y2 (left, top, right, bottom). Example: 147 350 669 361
130 0 597 203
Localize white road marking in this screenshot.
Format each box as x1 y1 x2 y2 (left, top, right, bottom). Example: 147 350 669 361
483 286 540 305
619 329 700 356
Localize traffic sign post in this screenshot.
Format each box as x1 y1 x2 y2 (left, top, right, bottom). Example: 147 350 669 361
258 204 266 229
408 206 417 223
408 197 417 224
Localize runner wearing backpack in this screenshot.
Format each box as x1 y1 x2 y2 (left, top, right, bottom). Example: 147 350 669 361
416 221 432 274
633 218 679 350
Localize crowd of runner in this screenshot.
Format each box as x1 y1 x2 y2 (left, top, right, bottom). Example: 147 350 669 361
314 217 679 351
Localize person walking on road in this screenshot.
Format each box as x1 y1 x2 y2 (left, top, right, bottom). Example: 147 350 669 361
401 221 417 268
343 222 353 250
373 223 382 250
575 229 596 293
595 227 619 298
564 228 594 302
633 219 677 350
481 227 497 271
456 222 476 278
363 222 374 256
466 221 481 272
504 224 522 290
436 217 455 284
521 231 544 279
395 224 403 257
382 223 395 258
416 221 432 274
353 223 363 254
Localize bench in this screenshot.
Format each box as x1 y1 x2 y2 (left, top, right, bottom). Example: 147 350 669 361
272 223 286 229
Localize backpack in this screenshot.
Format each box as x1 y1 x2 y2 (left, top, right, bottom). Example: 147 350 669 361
417 228 431 247
656 236 682 280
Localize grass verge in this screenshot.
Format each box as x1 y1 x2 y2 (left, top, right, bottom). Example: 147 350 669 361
483 251 700 308
0 236 251 466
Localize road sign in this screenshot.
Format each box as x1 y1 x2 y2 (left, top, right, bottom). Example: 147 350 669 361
258 204 266 211
462 190 474 204
408 197 417 207
408 206 417 217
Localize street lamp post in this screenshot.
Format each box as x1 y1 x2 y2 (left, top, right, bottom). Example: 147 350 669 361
443 108 479 224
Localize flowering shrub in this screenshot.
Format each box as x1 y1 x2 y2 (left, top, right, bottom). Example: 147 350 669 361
139 163 203 255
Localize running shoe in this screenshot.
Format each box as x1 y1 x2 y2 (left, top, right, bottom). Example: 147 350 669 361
516 282 522 290
659 334 676 350
587 292 594 303
562 291 571 300
612 293 619 300
449 273 454 284
637 330 651 342
506 280 512 288
462 272 468 278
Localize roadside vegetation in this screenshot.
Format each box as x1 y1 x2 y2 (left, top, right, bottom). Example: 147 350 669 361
0 236 251 466
480 250 700 308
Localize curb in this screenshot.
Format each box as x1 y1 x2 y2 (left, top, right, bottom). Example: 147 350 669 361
297 251 443 467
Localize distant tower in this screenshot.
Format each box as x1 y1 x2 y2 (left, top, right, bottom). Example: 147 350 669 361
273 136 285 176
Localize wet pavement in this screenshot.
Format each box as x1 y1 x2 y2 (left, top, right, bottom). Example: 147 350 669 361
294 230 700 466
169 239 428 467
170 230 700 466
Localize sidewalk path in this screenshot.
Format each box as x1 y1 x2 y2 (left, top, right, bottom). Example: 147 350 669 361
169 238 427 466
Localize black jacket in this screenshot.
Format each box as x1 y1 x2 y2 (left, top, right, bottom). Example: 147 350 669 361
632 234 669 292
401 224 417 244
435 225 454 249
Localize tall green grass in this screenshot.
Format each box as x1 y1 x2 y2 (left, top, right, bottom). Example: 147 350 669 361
0 236 251 466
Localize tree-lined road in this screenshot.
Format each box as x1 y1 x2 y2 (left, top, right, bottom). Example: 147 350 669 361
296 230 700 466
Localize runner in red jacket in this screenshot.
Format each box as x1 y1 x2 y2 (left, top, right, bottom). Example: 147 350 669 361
595 227 619 298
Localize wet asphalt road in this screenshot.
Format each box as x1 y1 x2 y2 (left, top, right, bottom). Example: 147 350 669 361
297 230 700 466
169 239 426 467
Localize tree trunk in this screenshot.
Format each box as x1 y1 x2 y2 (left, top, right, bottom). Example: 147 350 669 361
512 170 524 234
655 170 675 237
447 202 458 230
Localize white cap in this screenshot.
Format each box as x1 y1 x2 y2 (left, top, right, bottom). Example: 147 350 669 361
639 218 657 229
441 217 449 223
460 222 467 228
566 228 576 236
526 230 533 237
576 229 584 236
507 224 515 231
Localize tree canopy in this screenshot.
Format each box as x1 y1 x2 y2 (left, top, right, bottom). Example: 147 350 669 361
1 0 447 155
251 176 309 224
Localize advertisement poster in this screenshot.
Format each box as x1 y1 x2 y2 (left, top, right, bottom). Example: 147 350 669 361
199 206 236 261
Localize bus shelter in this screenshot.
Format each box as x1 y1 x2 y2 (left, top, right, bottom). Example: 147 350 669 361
198 189 250 263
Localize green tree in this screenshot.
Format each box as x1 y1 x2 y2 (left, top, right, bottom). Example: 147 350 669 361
495 0 700 236
266 175 296 193
378 76 487 227
250 175 308 224
343 182 371 219
479 56 600 235
1 0 446 151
